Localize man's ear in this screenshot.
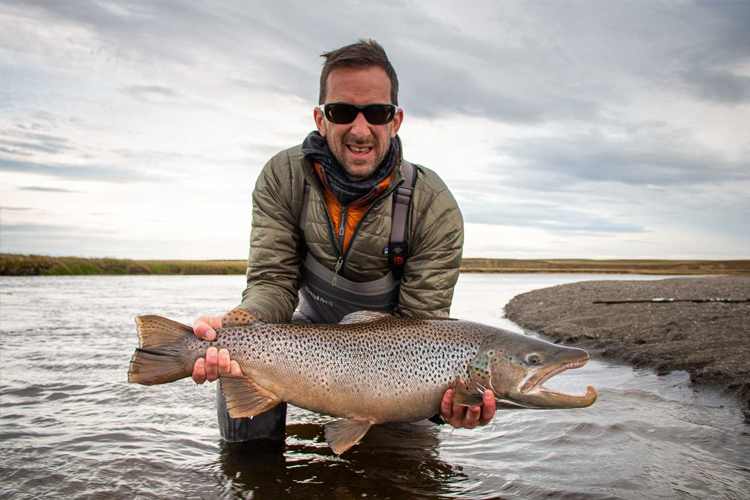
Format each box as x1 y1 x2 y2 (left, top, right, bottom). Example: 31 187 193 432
314 107 327 137
390 107 403 138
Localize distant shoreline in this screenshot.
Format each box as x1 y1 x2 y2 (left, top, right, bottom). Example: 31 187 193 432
2 253 749 276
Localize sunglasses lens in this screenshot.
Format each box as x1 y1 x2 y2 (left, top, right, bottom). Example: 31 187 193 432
324 104 358 124
363 105 395 125
323 104 396 125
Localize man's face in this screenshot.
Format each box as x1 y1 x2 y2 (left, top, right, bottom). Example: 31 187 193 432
314 66 403 180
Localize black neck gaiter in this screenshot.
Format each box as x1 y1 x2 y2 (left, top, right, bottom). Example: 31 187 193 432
301 131 399 206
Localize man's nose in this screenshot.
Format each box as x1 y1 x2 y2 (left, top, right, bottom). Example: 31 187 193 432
349 111 371 139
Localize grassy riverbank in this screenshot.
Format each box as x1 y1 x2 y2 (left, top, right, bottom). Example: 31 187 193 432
2 253 749 276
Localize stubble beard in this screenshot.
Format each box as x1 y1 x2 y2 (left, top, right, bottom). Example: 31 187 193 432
326 126 389 181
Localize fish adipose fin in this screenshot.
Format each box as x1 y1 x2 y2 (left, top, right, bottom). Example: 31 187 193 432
325 418 372 454
339 311 393 325
129 316 193 385
219 374 281 418
452 379 484 407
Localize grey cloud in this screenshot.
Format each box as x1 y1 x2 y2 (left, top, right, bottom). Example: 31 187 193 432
0 222 70 233
20 186 78 193
396 51 599 124
2 0 602 124
689 1 750 67
0 138 69 155
0 146 30 156
497 128 749 188
229 58 318 103
680 65 750 104
0 206 34 211
122 85 181 102
0 129 72 156
0 221 118 236
663 2 750 103
1 158 151 183
459 198 646 234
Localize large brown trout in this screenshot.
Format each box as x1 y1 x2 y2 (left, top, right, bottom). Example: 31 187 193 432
128 311 596 454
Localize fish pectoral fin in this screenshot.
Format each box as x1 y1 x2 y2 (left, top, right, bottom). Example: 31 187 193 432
452 379 484 407
219 374 281 418
324 418 372 455
338 311 393 325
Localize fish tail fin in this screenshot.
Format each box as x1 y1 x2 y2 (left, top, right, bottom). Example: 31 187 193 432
128 315 193 385
134 315 194 348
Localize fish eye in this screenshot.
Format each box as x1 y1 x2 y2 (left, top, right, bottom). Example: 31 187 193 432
526 354 542 365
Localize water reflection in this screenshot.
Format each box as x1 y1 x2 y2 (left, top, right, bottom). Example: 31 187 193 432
216 422 471 499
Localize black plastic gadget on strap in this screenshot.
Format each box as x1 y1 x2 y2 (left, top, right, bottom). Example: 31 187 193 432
388 160 417 281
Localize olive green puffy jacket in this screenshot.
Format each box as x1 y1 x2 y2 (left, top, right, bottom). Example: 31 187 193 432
237 138 464 323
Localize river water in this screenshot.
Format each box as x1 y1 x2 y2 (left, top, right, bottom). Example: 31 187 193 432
0 274 748 499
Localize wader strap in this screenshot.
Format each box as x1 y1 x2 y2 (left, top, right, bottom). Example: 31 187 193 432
297 160 417 279
389 160 417 281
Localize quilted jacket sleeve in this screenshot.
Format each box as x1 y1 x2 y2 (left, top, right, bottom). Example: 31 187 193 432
395 168 464 318
236 152 301 323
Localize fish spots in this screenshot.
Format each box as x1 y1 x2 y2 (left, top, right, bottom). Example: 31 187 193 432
185 317 491 418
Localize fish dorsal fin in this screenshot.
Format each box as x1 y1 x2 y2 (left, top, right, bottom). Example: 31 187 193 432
324 418 372 454
222 308 259 327
339 311 393 325
135 315 193 349
219 374 282 418
452 379 484 407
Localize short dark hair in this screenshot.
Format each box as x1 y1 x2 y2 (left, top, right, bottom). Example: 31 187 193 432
318 39 399 105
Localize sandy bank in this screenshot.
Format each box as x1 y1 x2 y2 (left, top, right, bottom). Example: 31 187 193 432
504 276 750 412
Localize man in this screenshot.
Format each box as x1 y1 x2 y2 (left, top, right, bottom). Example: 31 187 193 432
191 40 496 443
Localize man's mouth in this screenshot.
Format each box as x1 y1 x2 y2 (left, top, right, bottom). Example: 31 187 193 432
347 144 373 159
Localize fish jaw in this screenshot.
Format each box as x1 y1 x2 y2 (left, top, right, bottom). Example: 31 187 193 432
509 354 597 409
470 328 598 410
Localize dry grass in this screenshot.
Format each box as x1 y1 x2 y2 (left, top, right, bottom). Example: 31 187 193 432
460 258 750 275
2 253 748 276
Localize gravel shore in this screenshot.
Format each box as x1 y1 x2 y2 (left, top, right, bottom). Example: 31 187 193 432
504 276 750 412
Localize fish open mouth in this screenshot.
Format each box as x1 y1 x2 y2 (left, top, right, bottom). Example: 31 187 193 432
517 358 597 408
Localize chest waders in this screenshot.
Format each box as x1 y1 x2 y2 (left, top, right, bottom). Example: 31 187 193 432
218 161 417 443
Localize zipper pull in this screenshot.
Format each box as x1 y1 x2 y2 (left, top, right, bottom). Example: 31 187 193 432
331 257 344 286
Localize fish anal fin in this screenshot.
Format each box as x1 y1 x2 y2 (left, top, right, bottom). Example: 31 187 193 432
339 311 392 325
135 315 193 349
219 374 281 418
324 419 372 454
452 379 484 407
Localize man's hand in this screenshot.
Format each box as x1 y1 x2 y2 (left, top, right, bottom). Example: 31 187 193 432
440 388 496 429
191 309 256 384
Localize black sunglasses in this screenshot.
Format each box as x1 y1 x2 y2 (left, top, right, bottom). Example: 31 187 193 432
318 102 399 125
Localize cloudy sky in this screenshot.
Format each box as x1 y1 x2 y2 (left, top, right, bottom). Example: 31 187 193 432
1 0 748 260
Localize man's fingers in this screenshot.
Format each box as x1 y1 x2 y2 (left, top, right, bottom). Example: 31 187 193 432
465 405 482 428
207 315 224 331
230 360 243 376
192 358 206 384
218 349 231 374
481 390 496 423
205 347 219 382
440 389 455 420
193 317 217 341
